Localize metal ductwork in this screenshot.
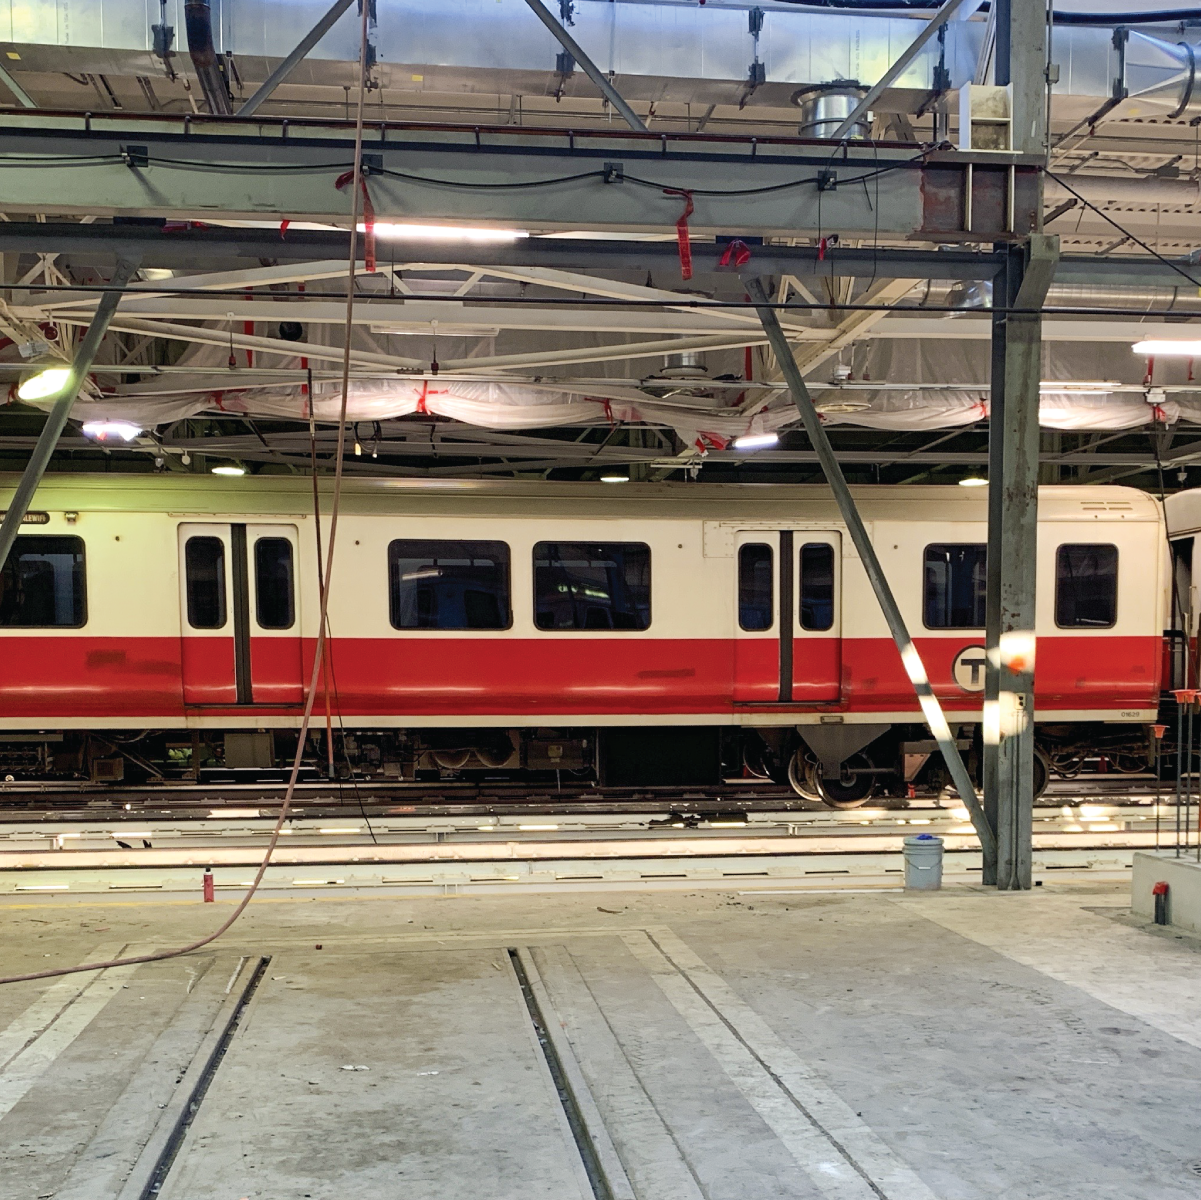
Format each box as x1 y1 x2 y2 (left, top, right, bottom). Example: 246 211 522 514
791 83 871 140
184 0 232 115
1124 31 1200 120
0 0 1172 118
660 351 709 380
945 279 1201 313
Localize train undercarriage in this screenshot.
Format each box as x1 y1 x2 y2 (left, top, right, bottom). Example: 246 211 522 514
0 716 1165 808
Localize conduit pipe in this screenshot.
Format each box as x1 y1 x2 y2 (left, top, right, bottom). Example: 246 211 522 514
185 0 232 115
938 279 1201 313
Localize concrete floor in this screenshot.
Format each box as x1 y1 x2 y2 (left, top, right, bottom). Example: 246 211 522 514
1 883 1200 1199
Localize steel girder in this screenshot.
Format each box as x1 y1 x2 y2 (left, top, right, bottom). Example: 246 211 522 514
0 113 1042 243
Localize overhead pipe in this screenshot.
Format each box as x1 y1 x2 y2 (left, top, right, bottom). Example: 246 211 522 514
184 0 232 115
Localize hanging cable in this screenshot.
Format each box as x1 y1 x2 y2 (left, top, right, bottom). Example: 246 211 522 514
0 0 374 989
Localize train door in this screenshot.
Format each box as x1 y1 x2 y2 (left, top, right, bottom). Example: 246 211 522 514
792 533 841 702
734 532 779 701
178 522 303 705
246 524 303 704
734 530 841 704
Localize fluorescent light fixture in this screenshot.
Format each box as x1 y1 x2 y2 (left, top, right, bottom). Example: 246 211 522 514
369 323 501 338
366 222 527 243
293 878 345 885
17 366 71 402
318 827 361 834
1039 380 1119 392
211 465 245 476
733 431 779 450
82 420 142 443
518 824 560 831
600 472 630 483
17 884 69 891
111 830 153 837
1133 339 1201 356
959 476 988 487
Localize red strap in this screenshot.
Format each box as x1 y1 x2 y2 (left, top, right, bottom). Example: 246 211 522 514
663 188 694 281
335 168 377 273
818 237 830 261
416 381 429 414
718 239 752 269
695 431 729 453
601 398 615 426
279 219 291 239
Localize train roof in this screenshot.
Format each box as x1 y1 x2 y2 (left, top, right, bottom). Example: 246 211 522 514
0 474 1163 524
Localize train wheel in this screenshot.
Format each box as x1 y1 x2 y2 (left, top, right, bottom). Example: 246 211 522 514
1033 749 1049 800
786 748 822 802
814 752 876 809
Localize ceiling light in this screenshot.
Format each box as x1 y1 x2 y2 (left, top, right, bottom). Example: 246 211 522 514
1132 339 1201 356
814 400 872 414
82 420 142 443
367 222 527 243
733 431 779 450
369 323 501 337
1039 380 1119 392
959 476 988 487
211 464 245 477
600 472 630 483
17 366 71 402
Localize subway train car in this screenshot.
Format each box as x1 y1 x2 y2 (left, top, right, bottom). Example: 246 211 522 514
0 475 1168 805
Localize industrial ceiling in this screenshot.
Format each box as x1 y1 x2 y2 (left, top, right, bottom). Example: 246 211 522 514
1 0 1200 486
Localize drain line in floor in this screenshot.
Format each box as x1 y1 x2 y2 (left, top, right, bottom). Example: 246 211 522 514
508 947 614 1200
138 955 271 1199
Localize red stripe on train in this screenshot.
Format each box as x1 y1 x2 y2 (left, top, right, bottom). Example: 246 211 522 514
0 635 1162 719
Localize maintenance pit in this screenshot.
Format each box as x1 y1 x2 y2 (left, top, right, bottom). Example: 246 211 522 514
1 884 1199 1200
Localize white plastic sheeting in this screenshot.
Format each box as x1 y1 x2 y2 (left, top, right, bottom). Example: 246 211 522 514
40 329 1201 442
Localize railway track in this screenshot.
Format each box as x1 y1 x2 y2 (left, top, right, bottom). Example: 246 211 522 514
0 774 1180 821
0 793 1188 897
0 776 1188 897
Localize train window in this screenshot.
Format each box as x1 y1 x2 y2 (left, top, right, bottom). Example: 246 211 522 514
1171 538 1193 632
185 536 227 629
254 538 295 630
534 542 651 630
800 543 835 631
738 544 773 631
1056 544 1118 628
924 544 986 629
389 540 511 630
0 535 85 627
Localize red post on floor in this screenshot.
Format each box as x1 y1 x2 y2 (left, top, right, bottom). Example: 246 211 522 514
203 868 215 903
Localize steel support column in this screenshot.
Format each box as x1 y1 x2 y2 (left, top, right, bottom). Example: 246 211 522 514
748 276 997 863
984 235 1058 890
982 0 1050 889
0 255 141 572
